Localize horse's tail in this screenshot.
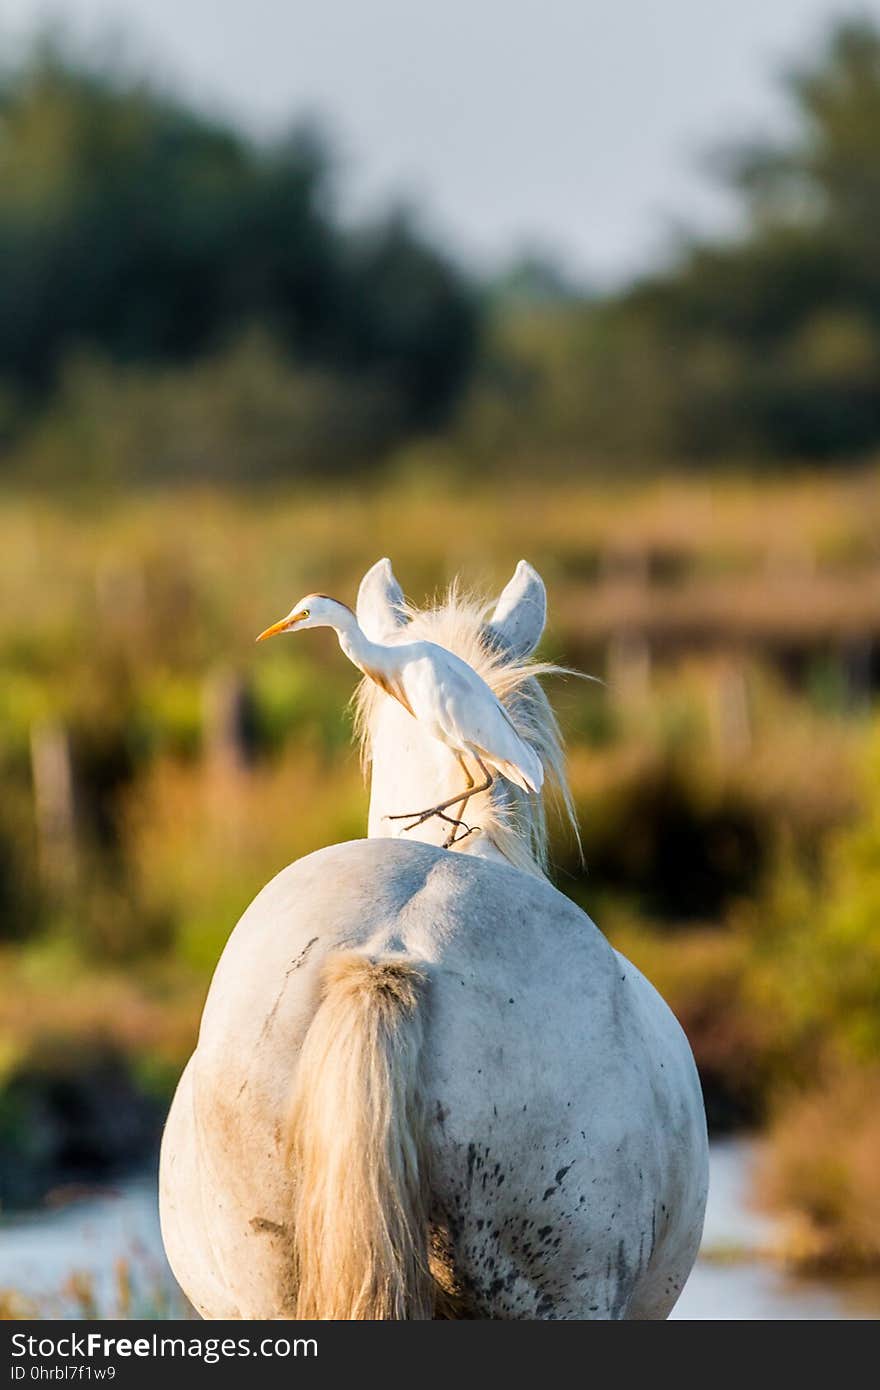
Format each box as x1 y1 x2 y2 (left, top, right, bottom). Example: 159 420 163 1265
288 952 434 1320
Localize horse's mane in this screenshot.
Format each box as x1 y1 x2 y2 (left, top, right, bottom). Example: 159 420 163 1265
352 581 581 878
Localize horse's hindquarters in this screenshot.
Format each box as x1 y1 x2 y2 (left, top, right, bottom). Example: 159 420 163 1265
159 839 708 1320
420 950 707 1320
159 1060 241 1319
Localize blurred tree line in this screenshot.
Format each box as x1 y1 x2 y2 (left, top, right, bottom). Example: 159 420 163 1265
0 39 479 480
4 19 880 481
467 19 880 465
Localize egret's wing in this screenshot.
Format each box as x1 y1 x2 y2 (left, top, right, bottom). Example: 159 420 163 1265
435 657 543 791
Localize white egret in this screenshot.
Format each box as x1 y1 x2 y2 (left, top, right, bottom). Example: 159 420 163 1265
257 591 544 845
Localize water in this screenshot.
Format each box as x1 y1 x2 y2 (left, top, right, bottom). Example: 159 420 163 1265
1 1140 878 1319
671 1140 880 1320
0 1174 187 1319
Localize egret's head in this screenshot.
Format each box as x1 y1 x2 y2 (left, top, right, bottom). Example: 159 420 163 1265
256 594 347 642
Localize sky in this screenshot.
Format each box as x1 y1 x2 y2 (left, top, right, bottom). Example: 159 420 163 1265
3 0 878 285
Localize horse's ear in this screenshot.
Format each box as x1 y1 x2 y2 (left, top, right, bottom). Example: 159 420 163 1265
484 560 546 658
357 558 408 640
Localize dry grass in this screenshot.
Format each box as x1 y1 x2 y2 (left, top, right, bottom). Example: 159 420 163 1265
758 1068 880 1270
0 945 201 1079
122 749 366 969
1 468 879 1261
2 466 879 662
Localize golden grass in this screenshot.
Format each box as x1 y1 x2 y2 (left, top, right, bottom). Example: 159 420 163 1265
2 465 879 660
0 944 202 1078
758 1067 880 1270
121 749 367 969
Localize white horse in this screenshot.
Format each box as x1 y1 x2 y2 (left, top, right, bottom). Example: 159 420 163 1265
159 561 708 1319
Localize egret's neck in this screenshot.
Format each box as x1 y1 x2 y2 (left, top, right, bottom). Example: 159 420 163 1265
330 606 388 675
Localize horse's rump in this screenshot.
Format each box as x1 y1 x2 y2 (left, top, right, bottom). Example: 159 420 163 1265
164 838 707 1319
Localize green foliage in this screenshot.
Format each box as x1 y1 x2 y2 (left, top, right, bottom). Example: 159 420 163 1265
463 19 880 466
9 23 880 476
15 333 403 485
757 721 880 1067
0 39 479 474
0 777 43 943
575 750 769 922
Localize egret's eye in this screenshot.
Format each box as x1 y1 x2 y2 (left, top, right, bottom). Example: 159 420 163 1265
301 609 310 620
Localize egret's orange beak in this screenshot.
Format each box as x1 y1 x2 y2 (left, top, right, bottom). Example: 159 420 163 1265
256 611 307 642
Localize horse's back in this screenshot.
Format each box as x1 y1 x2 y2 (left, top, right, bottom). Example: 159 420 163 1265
168 838 707 1318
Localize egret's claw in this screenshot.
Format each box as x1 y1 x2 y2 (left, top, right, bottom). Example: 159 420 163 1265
442 823 480 849
387 804 475 838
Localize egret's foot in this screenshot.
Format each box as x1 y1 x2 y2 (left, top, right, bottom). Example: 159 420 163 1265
443 823 480 849
385 805 474 837
385 806 456 827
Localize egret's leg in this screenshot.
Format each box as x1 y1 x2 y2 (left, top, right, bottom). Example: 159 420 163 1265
444 755 494 846
386 758 491 821
385 787 478 822
443 756 476 848
385 755 493 844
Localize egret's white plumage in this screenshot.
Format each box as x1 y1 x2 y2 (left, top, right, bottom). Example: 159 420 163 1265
257 590 545 841
354 564 578 876
381 640 544 792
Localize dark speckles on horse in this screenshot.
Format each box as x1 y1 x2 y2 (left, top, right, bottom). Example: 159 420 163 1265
249 1217 286 1237
466 1142 478 1187
609 1238 637 1320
